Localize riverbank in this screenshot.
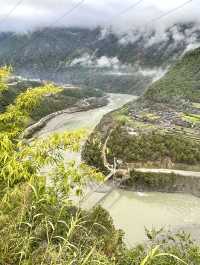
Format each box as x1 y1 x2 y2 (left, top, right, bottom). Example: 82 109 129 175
1 75 108 133
120 169 200 198
24 95 108 138
33 93 137 138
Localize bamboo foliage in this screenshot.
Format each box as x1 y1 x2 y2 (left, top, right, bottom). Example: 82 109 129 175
0 67 115 264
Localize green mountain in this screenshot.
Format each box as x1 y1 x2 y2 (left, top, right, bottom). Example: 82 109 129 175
1 23 199 71
145 47 200 104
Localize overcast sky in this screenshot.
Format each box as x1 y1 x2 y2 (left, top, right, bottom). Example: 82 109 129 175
0 0 199 32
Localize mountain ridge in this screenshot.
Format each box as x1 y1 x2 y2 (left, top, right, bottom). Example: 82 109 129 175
0 22 200 73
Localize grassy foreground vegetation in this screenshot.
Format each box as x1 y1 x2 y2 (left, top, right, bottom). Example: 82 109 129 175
1 67 200 264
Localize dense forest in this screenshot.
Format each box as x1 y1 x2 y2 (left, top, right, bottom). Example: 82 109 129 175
107 127 200 165
145 47 200 104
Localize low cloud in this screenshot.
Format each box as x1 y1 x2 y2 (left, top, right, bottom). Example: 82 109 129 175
138 67 168 82
183 42 200 54
0 0 200 33
70 54 122 69
96 57 120 68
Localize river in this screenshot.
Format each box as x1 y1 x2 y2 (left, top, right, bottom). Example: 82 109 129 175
35 93 137 136
36 93 200 246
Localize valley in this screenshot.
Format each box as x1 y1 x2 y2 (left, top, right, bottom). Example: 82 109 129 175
84 48 200 174
79 47 200 245
14 44 200 247
1 42 200 249
1 5 200 262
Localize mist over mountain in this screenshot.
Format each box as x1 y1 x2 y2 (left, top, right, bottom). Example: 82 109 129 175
0 22 199 78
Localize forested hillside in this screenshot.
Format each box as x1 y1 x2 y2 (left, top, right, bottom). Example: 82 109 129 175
145 47 200 103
